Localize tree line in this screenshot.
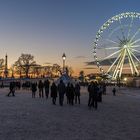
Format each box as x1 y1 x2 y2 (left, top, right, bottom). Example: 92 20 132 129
0 53 74 78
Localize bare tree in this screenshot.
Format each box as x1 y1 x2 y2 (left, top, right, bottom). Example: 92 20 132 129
14 54 36 78
52 64 61 77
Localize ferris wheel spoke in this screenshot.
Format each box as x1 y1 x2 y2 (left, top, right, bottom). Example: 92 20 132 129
106 39 119 45
127 53 134 75
107 54 121 73
131 48 140 53
113 51 126 78
131 38 140 45
127 17 134 39
130 27 140 42
131 44 140 48
119 19 126 40
107 52 122 73
130 51 140 63
102 49 121 60
127 49 139 74
119 49 126 77
112 53 124 79
98 45 119 49
104 47 120 50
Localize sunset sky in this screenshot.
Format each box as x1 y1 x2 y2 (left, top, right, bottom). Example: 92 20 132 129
0 0 140 76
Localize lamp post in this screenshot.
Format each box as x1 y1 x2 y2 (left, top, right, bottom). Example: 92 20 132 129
62 53 66 73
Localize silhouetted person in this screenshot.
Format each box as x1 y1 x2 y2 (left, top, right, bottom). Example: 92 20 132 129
69 83 75 105
92 82 99 110
1 81 4 88
75 82 80 104
51 82 57 105
88 81 99 110
44 79 50 99
98 85 102 102
31 82 37 98
112 87 116 96
7 82 15 96
66 82 71 104
103 84 106 95
38 80 44 98
88 82 93 107
58 80 66 106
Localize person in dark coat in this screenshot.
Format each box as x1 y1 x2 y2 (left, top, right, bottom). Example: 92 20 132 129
88 82 93 107
98 85 103 102
112 87 116 96
92 82 99 110
66 82 71 104
103 83 106 95
44 79 50 99
69 83 75 105
75 82 80 104
38 80 44 98
88 81 99 110
51 82 57 105
7 81 15 96
58 80 66 106
31 82 37 98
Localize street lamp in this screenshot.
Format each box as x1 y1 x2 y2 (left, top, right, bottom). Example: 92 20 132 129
62 53 66 73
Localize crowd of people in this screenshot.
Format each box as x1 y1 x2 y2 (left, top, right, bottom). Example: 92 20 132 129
5 79 113 110
31 79 81 106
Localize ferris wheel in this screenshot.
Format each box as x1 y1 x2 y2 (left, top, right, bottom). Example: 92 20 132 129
93 12 140 80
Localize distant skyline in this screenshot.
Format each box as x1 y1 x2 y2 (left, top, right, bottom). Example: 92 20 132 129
0 0 140 75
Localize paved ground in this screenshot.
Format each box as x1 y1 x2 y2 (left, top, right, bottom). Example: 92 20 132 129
0 86 140 140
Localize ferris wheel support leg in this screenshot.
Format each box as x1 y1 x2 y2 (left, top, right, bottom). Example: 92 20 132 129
128 52 134 75
119 50 126 77
127 49 139 75
112 52 124 79
107 52 122 74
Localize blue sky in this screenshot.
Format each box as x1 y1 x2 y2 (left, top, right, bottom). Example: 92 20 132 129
0 0 140 75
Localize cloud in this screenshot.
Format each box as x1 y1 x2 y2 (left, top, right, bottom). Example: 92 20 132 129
84 67 98 69
86 55 140 66
43 62 52 65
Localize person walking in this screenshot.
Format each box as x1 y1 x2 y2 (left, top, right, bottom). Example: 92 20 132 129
58 80 66 106
88 81 99 110
88 82 92 107
66 82 71 104
31 82 37 98
38 80 44 98
75 82 81 104
98 85 103 102
7 81 15 97
51 82 57 105
69 83 75 105
92 82 99 110
44 79 50 99
112 87 116 96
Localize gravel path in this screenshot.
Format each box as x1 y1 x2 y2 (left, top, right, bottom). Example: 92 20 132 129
0 87 140 140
